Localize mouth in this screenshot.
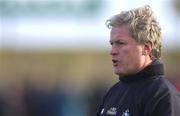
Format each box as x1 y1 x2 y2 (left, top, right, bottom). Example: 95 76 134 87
112 59 118 66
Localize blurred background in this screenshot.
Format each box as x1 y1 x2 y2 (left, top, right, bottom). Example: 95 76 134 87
0 0 180 116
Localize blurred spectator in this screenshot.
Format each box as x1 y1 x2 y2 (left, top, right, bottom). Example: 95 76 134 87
0 98 4 116
24 86 65 116
169 77 180 91
87 82 107 116
60 89 88 116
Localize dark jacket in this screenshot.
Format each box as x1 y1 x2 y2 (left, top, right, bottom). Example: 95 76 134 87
97 60 180 116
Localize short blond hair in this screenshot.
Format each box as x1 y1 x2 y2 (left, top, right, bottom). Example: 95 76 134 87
106 5 162 59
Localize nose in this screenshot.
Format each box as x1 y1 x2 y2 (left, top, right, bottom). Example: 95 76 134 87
110 45 118 56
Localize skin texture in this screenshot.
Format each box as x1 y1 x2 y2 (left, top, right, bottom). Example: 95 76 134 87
110 25 152 77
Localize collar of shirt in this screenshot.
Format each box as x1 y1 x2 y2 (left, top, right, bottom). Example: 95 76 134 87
119 59 164 83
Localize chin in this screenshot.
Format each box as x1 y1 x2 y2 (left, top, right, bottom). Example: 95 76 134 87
113 69 125 77
114 70 123 76
116 72 123 76
113 68 118 74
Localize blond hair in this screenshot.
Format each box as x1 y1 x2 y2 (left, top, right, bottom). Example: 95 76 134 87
106 5 162 59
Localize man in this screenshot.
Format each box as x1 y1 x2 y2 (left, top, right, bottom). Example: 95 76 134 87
97 5 180 116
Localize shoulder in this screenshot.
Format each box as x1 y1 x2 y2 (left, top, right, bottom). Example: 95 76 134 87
102 81 122 99
143 76 180 115
99 81 126 105
141 76 179 101
146 76 179 96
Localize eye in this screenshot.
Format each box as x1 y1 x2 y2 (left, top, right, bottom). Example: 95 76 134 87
116 41 126 46
109 41 113 46
117 41 124 44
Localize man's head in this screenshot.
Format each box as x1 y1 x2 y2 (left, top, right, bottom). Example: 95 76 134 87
107 5 162 77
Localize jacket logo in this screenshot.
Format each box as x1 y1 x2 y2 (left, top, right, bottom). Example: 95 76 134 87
100 108 105 115
122 109 130 116
106 107 117 116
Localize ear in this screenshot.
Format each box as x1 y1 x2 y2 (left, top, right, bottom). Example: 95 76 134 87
142 41 153 56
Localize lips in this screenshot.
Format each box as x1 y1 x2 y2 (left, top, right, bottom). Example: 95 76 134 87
112 59 119 66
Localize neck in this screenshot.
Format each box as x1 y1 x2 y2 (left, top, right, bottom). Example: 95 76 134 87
137 57 152 75
119 59 164 83
143 57 152 69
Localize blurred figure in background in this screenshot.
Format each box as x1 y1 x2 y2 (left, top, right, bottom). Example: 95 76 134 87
23 79 65 116
97 5 180 116
0 98 4 116
169 77 180 91
24 87 63 116
87 79 108 116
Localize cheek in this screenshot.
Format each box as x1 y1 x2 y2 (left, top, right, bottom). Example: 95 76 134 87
120 49 134 61
128 50 142 67
122 48 141 66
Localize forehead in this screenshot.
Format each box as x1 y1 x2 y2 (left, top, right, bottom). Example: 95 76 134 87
110 25 132 41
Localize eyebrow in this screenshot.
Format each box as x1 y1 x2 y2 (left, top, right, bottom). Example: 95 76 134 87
109 40 126 43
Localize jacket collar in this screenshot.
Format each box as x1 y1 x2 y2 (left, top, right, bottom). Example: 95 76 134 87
119 59 164 83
